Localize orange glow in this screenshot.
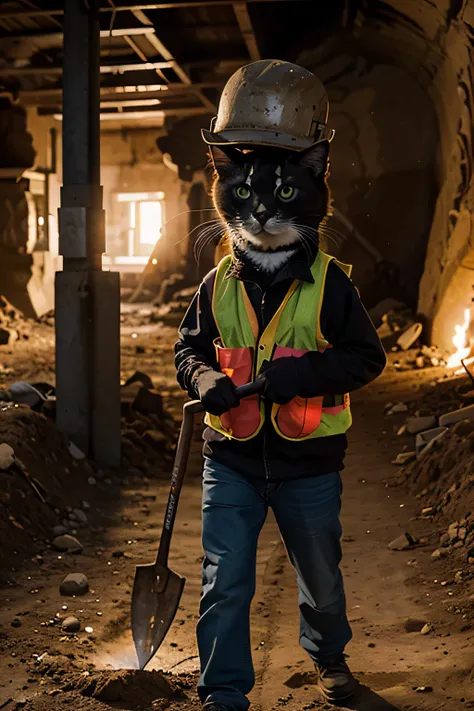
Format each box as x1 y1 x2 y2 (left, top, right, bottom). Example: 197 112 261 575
447 308 471 368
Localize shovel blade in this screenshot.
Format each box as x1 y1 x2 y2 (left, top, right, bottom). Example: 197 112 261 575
131 562 185 670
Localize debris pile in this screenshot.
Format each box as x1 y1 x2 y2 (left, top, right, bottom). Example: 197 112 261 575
0 295 28 345
388 373 474 564
120 371 176 472
0 372 177 571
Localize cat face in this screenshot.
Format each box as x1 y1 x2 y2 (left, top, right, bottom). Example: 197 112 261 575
210 142 330 271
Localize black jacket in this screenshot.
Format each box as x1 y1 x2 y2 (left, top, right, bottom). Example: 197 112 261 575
175 252 386 481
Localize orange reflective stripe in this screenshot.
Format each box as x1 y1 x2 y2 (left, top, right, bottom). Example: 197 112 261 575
276 396 324 439
215 344 261 439
271 345 324 439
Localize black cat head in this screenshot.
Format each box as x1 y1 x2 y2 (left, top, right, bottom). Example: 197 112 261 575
210 141 330 271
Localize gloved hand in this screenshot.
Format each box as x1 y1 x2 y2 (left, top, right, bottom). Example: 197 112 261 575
194 368 240 416
258 357 302 404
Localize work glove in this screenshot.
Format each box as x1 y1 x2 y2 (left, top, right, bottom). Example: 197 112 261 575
258 357 302 405
193 368 240 416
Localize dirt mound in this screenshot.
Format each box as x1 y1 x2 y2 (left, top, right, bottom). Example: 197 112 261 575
0 406 103 574
21 655 197 711
69 669 174 706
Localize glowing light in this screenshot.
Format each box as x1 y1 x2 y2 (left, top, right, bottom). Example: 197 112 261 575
38 216 45 226
447 308 471 368
151 258 158 265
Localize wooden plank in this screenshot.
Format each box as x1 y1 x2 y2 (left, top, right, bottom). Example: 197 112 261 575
233 2 261 61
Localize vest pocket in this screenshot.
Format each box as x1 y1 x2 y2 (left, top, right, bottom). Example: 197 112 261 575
271 345 324 439
215 343 261 439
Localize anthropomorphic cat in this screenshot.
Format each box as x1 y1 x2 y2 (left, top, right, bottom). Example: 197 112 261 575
175 60 386 711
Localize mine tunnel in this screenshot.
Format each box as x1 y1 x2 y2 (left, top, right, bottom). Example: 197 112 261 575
1 1 474 710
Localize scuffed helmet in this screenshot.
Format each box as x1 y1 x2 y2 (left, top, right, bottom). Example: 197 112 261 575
202 59 333 151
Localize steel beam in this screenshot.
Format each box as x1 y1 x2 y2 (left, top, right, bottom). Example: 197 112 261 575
56 0 121 467
233 2 261 61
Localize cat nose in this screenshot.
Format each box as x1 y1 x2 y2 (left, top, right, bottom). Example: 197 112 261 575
254 210 267 226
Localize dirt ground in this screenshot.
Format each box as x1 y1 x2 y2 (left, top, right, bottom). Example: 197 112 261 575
0 316 473 711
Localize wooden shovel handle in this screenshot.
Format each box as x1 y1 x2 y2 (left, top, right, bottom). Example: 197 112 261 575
156 380 264 568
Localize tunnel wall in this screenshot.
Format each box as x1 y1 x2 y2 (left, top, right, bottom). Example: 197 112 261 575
418 21 474 349
321 60 438 310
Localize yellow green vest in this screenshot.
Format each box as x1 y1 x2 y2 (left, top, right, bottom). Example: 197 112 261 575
205 250 353 441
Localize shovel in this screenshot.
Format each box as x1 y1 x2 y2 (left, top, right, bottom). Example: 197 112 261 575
131 380 263 670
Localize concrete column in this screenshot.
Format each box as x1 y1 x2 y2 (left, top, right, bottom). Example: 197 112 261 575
55 0 121 467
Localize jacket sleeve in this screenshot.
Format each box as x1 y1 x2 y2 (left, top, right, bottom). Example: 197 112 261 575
174 270 220 399
297 261 386 397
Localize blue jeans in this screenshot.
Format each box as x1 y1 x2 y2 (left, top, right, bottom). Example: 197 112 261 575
197 459 352 710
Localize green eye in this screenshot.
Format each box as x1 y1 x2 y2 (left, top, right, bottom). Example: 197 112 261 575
279 185 296 200
236 185 251 200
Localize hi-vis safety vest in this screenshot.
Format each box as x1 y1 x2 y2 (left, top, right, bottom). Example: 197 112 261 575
205 251 353 441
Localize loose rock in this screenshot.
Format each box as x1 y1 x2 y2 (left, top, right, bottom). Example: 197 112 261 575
392 452 416 465
386 402 408 415
73 508 88 524
0 443 15 470
389 532 416 551
53 525 68 537
52 534 83 554
406 416 437 435
60 573 89 596
62 616 81 633
404 618 427 633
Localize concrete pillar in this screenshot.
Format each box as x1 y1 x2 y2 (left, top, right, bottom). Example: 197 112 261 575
55 0 121 467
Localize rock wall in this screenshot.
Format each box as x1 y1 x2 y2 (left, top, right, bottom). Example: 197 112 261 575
321 61 438 310
418 20 474 348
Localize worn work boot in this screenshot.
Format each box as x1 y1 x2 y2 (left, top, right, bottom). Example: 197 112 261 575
202 705 231 711
316 655 357 703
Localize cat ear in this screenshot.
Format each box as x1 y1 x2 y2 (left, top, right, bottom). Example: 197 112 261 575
208 145 242 176
295 140 330 177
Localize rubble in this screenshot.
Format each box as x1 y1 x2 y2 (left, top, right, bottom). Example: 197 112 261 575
439 404 474 427
406 415 436 435
0 295 26 345
415 427 447 453
60 573 89 596
392 451 416 465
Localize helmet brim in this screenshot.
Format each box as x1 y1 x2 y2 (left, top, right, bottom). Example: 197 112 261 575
201 127 334 150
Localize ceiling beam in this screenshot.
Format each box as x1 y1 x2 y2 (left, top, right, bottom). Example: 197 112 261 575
233 2 261 61
46 107 212 121
18 81 223 101
0 27 157 42
0 0 307 20
131 8 217 111
0 60 174 76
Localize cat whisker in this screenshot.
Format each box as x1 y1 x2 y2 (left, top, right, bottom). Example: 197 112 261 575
193 225 226 264
171 219 222 248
